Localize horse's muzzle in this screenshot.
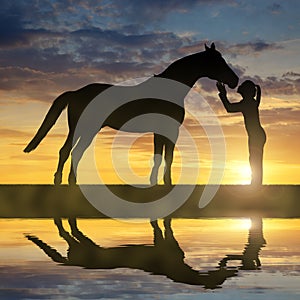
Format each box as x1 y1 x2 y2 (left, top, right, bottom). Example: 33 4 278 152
227 74 239 89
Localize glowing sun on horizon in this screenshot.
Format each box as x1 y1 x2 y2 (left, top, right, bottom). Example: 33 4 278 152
237 218 252 230
237 165 252 184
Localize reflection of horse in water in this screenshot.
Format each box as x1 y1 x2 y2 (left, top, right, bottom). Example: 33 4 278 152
24 43 238 185
26 218 236 289
219 217 266 270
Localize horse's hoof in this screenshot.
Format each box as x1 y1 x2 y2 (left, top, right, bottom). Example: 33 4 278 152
150 174 158 186
68 175 77 186
163 177 172 186
54 173 62 185
150 179 157 186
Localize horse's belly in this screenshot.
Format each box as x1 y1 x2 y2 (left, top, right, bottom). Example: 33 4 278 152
104 98 185 133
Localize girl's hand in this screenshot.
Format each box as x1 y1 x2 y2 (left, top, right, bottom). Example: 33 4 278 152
216 81 226 95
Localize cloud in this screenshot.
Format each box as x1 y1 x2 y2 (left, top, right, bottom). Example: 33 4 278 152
0 23 187 74
178 40 281 59
0 0 238 35
203 62 300 97
262 107 300 126
0 13 29 48
0 67 63 102
0 263 203 299
0 2 298 108
282 71 300 78
0 45 79 72
113 0 237 23
70 27 184 65
267 3 283 15
224 40 282 57
239 73 300 96
0 25 198 102
0 1 63 49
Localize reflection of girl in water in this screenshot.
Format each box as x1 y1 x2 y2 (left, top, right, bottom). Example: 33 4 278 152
217 80 266 186
219 217 266 270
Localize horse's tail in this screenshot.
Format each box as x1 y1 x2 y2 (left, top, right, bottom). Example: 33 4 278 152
24 91 71 152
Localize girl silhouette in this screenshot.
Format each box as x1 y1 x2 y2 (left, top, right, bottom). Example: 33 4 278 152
217 80 266 186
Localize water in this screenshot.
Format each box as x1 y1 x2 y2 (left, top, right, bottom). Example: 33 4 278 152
0 218 299 299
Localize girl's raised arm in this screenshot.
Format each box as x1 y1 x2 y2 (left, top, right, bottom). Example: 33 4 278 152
217 82 243 113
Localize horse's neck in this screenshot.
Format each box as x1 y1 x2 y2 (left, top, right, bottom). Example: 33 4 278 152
157 52 206 87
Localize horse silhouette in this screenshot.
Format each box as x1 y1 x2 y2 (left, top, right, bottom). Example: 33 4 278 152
26 218 237 288
219 217 266 270
24 43 238 185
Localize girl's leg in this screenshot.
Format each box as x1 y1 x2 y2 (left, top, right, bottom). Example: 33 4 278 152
249 152 261 185
249 140 265 186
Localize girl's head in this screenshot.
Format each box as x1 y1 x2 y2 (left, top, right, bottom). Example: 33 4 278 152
237 80 256 98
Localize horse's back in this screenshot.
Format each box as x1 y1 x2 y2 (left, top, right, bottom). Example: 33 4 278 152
74 83 113 97
68 83 113 115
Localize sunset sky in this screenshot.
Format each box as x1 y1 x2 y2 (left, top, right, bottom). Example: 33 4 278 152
0 0 299 184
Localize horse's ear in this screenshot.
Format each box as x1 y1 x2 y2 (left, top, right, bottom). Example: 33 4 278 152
211 42 215 50
205 44 210 51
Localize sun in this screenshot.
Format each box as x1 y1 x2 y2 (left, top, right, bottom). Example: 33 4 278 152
237 165 252 184
237 218 252 230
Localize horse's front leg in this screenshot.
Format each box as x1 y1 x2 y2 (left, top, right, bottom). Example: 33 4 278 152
163 130 178 186
150 220 164 245
68 162 77 186
150 134 164 185
163 141 174 185
54 218 78 249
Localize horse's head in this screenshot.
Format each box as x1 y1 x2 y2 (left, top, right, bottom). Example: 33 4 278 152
203 43 239 89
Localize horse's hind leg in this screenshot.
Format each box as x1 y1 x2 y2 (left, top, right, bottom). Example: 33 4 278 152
54 130 74 185
68 134 95 185
150 134 164 185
